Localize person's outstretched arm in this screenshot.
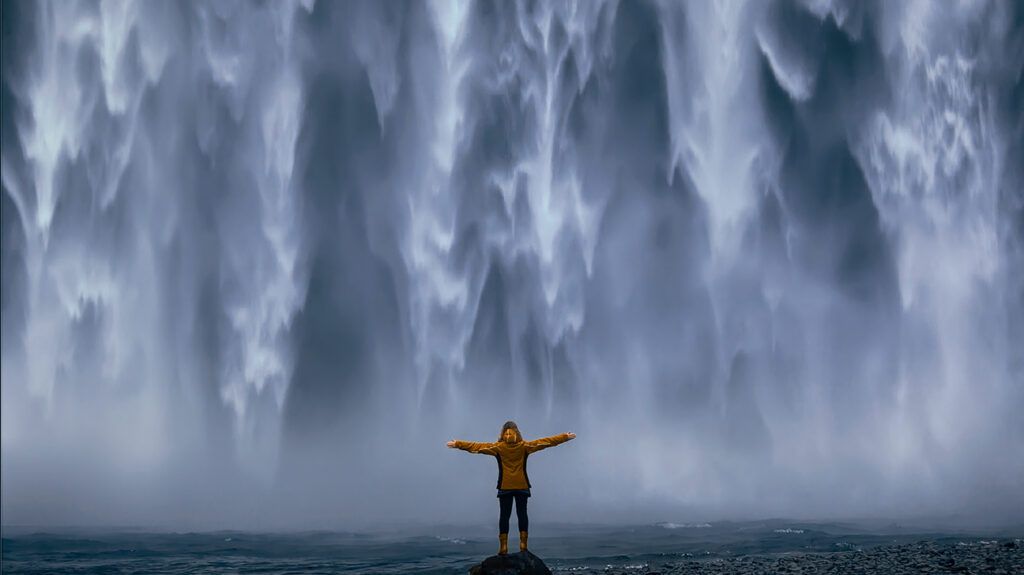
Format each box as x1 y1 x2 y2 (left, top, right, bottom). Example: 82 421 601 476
524 432 575 454
447 439 499 455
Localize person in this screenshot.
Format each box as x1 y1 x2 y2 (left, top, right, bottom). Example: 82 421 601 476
447 421 576 555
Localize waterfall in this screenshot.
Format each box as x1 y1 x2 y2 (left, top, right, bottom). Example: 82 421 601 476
2 0 1021 528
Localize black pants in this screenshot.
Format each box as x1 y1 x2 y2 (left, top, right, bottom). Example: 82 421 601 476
498 493 528 534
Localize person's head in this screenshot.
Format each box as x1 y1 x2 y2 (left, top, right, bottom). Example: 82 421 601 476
499 421 522 444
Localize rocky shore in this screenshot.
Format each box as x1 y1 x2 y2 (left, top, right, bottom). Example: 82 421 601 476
549 539 1023 575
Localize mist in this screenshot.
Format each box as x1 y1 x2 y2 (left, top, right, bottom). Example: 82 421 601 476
2 0 1023 532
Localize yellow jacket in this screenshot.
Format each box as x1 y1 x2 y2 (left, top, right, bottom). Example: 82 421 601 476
454 433 572 490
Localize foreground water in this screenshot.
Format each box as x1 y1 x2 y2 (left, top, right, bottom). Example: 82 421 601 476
3 519 1022 574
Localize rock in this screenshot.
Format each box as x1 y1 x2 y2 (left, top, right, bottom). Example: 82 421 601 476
468 550 552 575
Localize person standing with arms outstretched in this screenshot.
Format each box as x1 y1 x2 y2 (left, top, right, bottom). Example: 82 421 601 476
448 421 576 555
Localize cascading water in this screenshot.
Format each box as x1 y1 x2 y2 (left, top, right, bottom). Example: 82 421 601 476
2 0 1021 530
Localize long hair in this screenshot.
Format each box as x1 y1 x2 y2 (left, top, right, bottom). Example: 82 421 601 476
498 420 523 443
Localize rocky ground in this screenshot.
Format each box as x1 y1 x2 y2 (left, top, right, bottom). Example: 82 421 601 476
550 539 1023 575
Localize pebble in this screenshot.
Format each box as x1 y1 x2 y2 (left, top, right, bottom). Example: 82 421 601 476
551 539 1024 574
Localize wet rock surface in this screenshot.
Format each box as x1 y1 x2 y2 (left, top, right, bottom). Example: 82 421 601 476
550 539 1024 574
470 550 553 575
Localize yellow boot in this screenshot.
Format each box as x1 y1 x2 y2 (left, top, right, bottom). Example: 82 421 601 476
498 533 508 555
519 530 528 552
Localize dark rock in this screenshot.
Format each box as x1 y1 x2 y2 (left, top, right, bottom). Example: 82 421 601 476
468 550 552 575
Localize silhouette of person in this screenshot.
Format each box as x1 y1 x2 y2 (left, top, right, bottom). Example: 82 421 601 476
448 421 576 555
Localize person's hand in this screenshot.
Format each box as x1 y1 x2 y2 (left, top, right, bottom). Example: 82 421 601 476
446 440 457 448
565 432 576 440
